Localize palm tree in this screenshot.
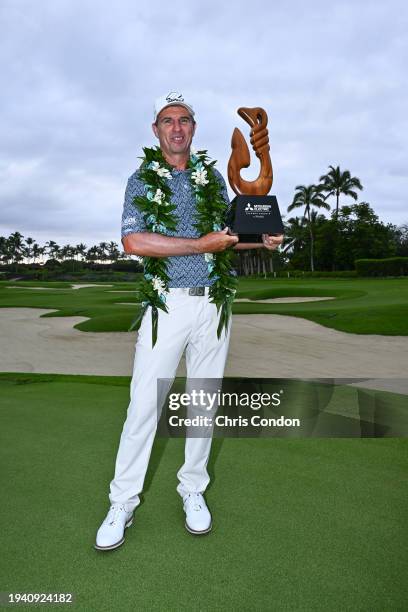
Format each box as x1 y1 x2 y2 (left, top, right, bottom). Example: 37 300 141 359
60 244 78 272
0 236 10 264
259 246 275 277
107 241 120 263
60 245 72 261
287 185 330 271
32 243 43 264
45 240 60 261
24 237 36 264
319 165 363 220
282 216 307 255
75 243 87 261
86 246 99 264
7 232 25 266
98 242 109 264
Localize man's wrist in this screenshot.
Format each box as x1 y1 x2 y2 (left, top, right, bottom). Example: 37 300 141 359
191 236 204 254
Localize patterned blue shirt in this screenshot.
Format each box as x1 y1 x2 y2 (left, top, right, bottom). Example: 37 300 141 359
121 166 230 287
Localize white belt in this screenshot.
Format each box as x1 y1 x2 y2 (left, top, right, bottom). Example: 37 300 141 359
168 287 210 296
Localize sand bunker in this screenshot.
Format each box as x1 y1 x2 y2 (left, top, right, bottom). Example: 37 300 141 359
114 297 334 306
235 297 334 304
0 308 406 392
71 284 113 289
6 284 113 290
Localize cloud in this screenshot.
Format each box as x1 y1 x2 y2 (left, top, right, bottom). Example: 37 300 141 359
0 0 407 247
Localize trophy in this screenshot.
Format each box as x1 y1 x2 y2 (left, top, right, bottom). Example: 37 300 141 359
227 107 284 242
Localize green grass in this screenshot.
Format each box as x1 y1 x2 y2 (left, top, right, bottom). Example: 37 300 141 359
1 373 407 611
234 277 408 335
1 277 408 335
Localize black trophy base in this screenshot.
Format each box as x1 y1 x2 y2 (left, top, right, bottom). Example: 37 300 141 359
227 195 284 243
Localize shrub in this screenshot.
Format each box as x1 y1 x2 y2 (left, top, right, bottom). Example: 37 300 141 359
355 257 408 277
260 270 357 279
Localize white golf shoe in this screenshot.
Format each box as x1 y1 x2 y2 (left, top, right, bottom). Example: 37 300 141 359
183 493 212 535
95 504 134 551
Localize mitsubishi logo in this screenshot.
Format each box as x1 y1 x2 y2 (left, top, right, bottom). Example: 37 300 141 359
245 203 254 211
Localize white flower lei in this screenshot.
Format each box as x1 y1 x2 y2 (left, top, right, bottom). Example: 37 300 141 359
129 146 237 347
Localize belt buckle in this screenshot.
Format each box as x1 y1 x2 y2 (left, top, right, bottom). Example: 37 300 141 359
189 287 205 296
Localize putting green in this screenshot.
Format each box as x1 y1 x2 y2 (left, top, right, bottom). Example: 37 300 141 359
1 373 407 611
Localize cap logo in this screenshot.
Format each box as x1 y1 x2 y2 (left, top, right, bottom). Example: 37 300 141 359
166 92 184 103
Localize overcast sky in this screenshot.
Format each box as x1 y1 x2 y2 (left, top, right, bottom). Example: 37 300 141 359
1 0 407 248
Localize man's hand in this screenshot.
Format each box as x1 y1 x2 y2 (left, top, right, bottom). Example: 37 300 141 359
262 234 284 251
198 227 239 253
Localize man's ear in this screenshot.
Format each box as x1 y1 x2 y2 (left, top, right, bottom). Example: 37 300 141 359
152 122 159 138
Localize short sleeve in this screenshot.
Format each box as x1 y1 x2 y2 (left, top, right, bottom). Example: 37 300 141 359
121 173 147 238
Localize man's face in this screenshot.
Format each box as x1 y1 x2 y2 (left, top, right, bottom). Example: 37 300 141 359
152 105 196 159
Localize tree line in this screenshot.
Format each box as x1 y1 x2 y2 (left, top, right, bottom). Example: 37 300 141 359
1 165 407 273
0 236 124 266
282 164 407 272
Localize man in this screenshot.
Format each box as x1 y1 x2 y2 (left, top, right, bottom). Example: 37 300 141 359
95 92 283 550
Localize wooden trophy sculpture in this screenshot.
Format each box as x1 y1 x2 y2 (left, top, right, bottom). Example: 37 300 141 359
227 107 283 242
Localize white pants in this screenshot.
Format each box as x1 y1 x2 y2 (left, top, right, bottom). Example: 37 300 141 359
109 288 231 512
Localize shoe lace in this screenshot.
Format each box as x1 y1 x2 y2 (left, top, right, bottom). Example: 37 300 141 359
185 493 203 512
106 504 126 526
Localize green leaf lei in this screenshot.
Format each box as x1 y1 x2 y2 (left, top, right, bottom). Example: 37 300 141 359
129 145 237 347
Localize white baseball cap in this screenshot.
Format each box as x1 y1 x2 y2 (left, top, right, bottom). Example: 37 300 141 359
154 91 195 122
